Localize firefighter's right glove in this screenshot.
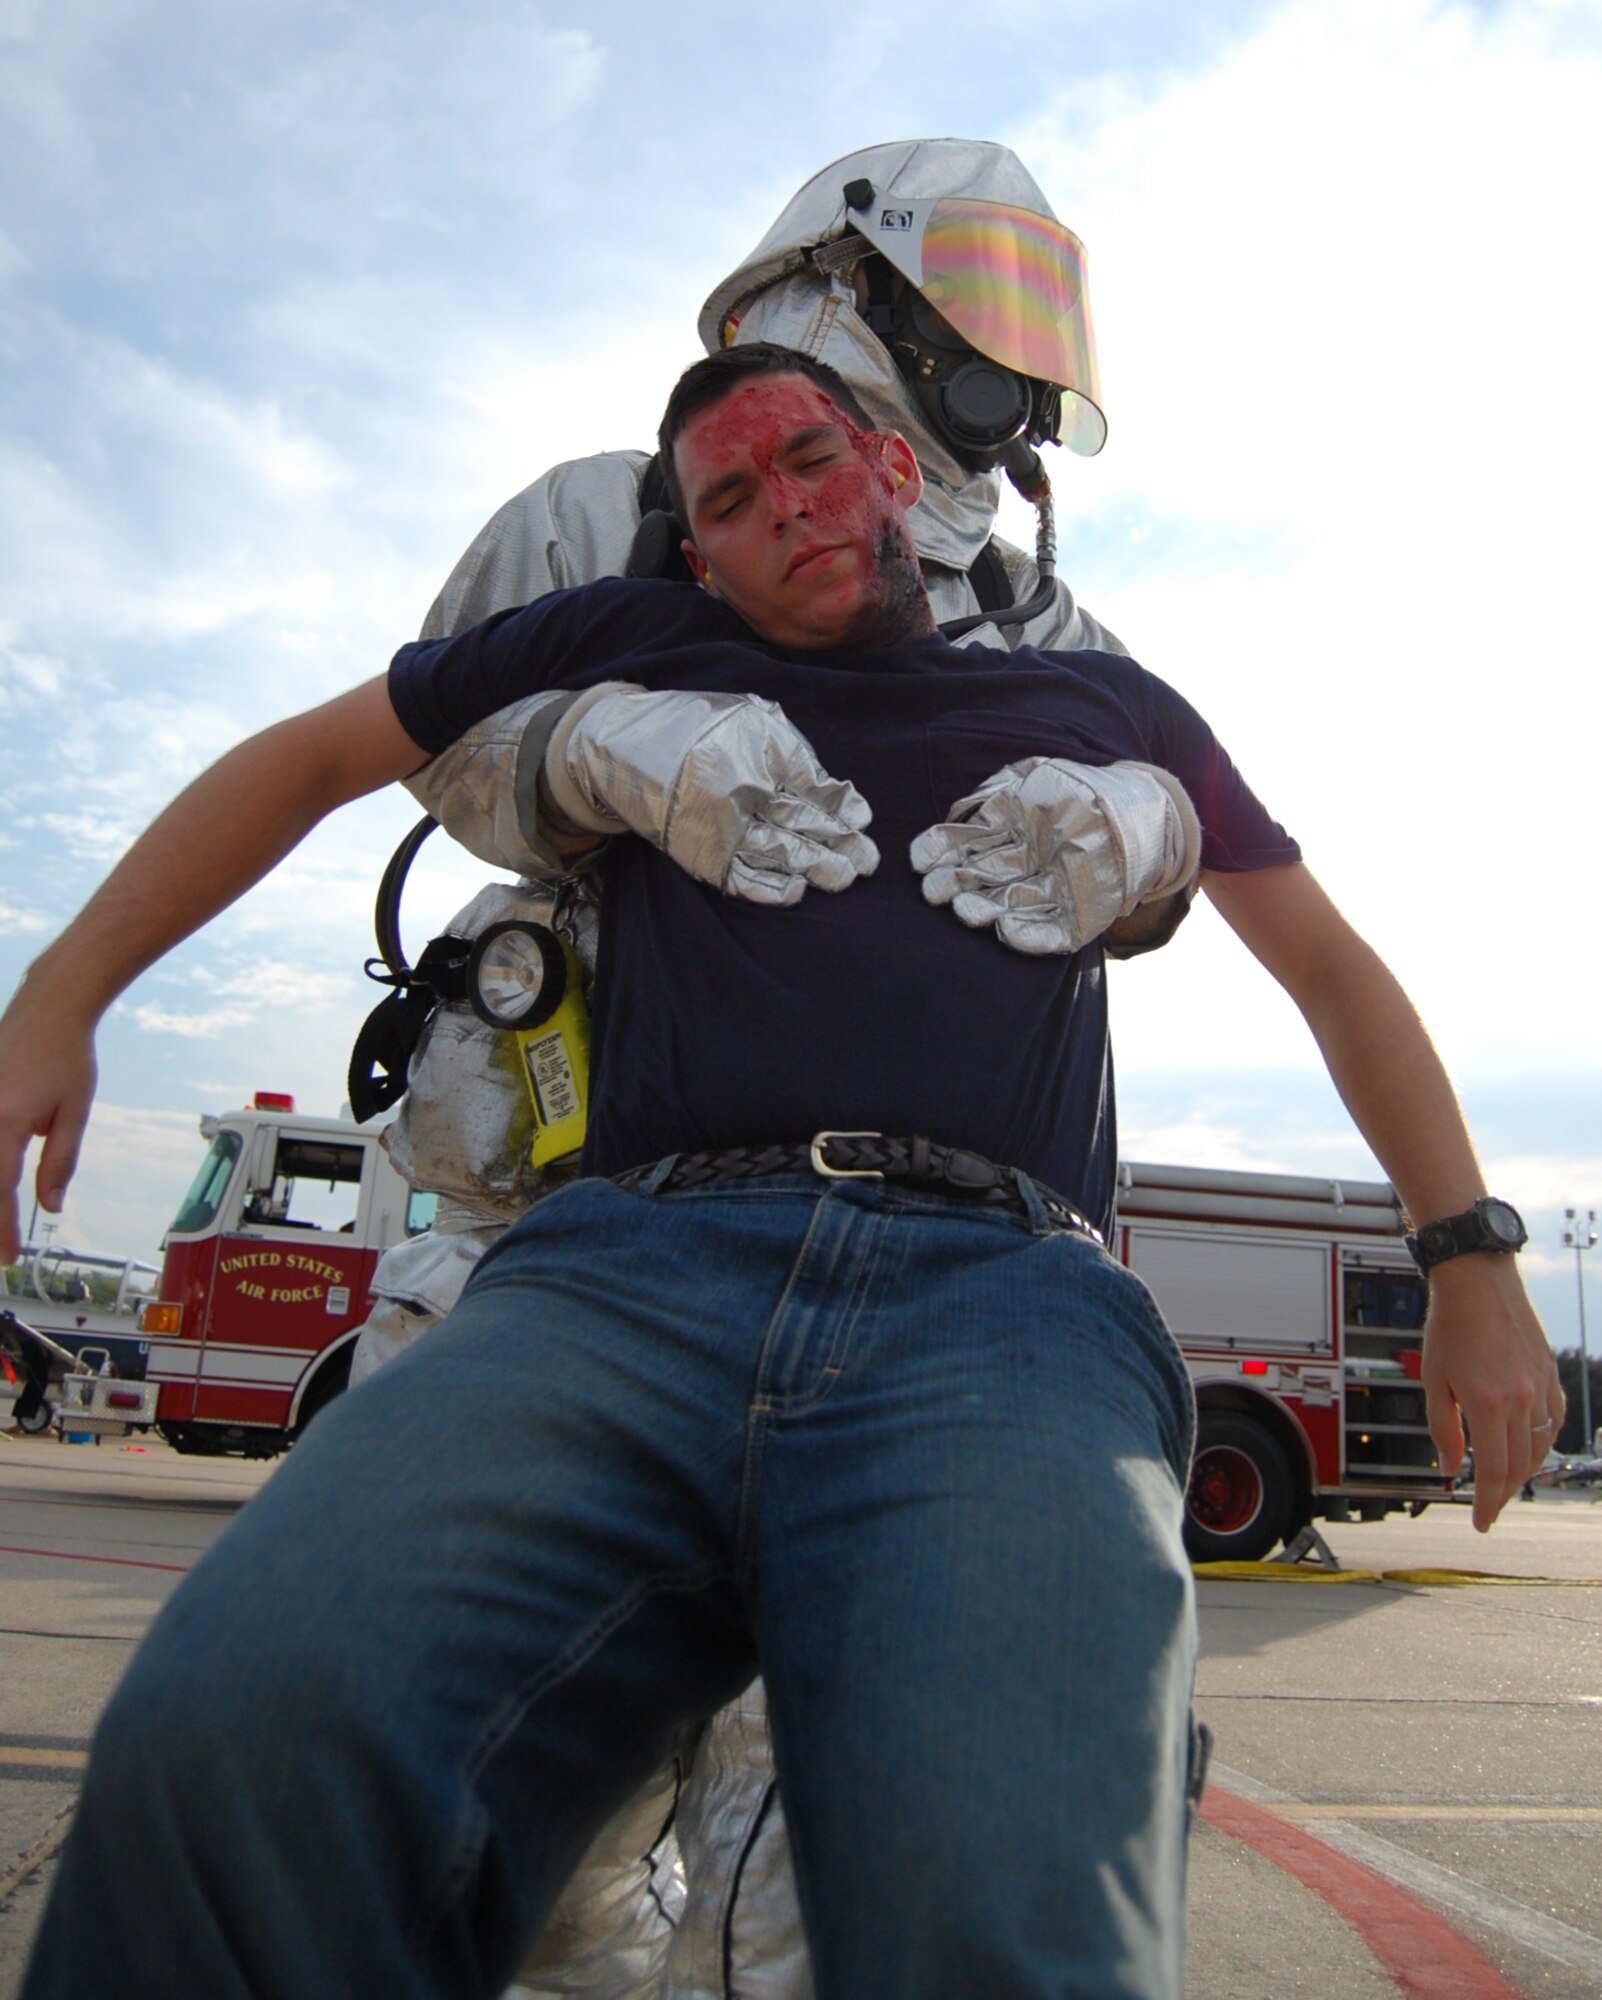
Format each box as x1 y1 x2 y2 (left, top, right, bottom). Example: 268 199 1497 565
542 682 879 906
911 758 1201 955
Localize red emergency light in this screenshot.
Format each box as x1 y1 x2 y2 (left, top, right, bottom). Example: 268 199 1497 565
253 1091 296 1112
1240 1358 1270 1375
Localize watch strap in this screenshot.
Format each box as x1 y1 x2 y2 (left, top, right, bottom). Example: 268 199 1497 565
1405 1198 1526 1272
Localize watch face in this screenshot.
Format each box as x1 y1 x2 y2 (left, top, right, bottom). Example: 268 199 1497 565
1480 1199 1526 1249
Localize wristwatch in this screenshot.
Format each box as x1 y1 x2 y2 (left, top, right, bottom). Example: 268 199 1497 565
1405 1197 1527 1272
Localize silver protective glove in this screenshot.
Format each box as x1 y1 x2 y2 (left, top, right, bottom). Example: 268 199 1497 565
542 682 878 906
910 758 1202 955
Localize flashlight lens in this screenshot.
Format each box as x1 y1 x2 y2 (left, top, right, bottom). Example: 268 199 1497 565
478 932 545 1020
467 923 566 1029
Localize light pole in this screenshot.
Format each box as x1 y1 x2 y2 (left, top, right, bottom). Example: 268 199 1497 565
1563 1207 1596 1454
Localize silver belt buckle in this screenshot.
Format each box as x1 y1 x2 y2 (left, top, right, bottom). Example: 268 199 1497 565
809 1130 885 1180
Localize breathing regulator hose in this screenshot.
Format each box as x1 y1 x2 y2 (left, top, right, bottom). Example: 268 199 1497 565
347 816 463 1122
937 442 1058 641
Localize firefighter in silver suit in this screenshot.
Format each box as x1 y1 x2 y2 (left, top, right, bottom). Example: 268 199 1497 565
354 137 1134 2000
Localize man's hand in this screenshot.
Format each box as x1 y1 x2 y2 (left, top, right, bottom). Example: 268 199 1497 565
543 683 878 905
1422 1253 1565 1532
910 758 1200 955
0 983 98 1263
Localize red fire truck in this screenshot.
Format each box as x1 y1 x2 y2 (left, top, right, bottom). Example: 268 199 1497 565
22 1100 1448 1556
1118 1160 1442 1559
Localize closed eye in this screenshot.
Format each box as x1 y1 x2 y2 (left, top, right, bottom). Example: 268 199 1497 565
779 425 849 477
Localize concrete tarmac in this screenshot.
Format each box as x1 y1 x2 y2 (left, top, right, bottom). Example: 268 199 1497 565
2 1432 1598 1996
1189 1499 1602 1997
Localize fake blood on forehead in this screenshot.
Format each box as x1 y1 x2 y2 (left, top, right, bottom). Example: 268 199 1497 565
690 381 880 476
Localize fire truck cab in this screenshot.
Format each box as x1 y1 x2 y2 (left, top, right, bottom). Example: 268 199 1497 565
138 1095 433 1456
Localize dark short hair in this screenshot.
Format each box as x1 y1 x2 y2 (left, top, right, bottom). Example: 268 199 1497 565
657 343 877 523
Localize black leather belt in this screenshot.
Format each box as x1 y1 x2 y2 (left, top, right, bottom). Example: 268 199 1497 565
612 1131 1103 1244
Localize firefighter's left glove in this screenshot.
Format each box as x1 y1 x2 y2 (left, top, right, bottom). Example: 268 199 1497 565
911 758 1201 955
542 682 879 906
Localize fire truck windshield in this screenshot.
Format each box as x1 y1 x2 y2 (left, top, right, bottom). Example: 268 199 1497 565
170 1130 244 1235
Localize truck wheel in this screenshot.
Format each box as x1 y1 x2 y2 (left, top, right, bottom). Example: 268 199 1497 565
159 1422 233 1456
293 1348 352 1440
1184 1414 1296 1562
160 1421 287 1458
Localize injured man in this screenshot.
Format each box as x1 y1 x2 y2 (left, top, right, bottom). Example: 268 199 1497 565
2 341 1559 2000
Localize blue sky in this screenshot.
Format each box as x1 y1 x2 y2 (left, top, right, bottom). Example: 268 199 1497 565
3 0 1600 1349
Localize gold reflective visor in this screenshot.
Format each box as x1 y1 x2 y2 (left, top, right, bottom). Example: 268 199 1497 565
860 197 1106 456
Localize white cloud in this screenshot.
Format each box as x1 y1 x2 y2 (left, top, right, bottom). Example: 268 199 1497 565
1117 1108 1326 1177
202 962 354 1010
129 1001 259 1039
78 341 353 501
0 638 66 706
0 438 127 631
425 306 700 527
234 15 607 238
1483 1155 1602 1219
31 808 139 866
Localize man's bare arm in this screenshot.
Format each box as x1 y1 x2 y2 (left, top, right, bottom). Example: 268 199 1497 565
1202 860 1564 1532
0 676 429 1259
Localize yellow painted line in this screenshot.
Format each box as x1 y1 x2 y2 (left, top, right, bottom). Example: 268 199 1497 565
0 1746 88 1770
1278 1804 1602 1823
1195 1562 1602 1586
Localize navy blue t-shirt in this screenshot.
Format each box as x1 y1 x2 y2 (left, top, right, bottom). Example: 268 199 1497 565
390 578 1299 1233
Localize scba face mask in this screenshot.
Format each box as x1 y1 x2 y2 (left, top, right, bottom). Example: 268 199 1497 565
885 276 1061 474
843 184 1107 471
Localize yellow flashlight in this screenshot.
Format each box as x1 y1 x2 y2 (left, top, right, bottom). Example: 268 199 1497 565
466 920 590 1168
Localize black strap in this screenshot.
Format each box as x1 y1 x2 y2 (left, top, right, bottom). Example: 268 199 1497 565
346 934 475 1124
967 538 1014 617
636 454 673 517
346 987 436 1123
858 250 898 339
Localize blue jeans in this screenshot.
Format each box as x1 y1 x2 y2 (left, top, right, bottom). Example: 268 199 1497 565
23 1172 1198 2000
